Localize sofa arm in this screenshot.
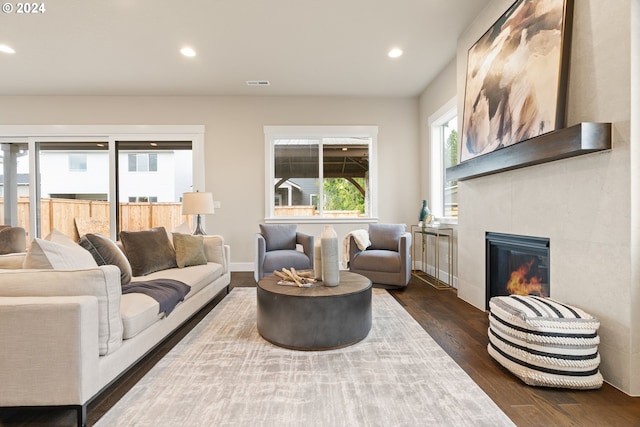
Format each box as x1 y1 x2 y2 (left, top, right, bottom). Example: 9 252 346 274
0 296 100 407
399 232 412 284
255 233 266 282
296 232 314 262
0 266 123 356
203 235 229 272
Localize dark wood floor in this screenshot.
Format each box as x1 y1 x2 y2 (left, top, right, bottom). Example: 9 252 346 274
1 272 639 426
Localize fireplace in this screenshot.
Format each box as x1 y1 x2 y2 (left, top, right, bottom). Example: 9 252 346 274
485 232 550 310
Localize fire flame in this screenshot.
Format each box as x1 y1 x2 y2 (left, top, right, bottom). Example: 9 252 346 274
505 259 546 297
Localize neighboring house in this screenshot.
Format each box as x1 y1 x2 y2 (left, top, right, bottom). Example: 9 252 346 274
2 150 192 203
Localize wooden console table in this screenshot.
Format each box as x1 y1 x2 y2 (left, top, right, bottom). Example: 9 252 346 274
411 225 453 290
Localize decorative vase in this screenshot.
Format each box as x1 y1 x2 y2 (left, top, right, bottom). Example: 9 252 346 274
314 238 323 280
418 199 431 227
320 225 340 287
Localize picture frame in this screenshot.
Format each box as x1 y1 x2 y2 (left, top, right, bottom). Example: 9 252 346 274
460 0 574 163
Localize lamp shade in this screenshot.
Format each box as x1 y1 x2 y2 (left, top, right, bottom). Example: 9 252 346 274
182 192 215 215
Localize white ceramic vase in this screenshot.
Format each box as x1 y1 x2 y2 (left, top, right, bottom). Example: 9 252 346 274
320 225 340 287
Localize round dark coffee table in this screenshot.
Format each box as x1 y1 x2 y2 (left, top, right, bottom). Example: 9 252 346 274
257 271 372 350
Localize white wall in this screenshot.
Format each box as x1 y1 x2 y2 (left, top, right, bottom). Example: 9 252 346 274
0 95 420 270
452 0 636 395
418 58 459 285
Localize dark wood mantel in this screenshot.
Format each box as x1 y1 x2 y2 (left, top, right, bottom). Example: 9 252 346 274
446 122 611 182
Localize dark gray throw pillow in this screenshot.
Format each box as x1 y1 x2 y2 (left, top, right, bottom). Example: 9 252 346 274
259 224 297 251
120 227 177 277
368 224 406 251
79 233 133 286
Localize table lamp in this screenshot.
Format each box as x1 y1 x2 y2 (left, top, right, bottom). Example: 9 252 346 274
182 191 215 235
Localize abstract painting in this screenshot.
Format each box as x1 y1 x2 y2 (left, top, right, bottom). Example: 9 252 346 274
461 0 573 163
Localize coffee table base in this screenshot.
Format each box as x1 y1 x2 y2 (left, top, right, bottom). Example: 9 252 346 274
257 271 372 351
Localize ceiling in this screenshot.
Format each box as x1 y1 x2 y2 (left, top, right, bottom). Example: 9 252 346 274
0 0 491 97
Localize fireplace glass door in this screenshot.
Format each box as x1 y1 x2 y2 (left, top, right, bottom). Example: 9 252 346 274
486 232 550 309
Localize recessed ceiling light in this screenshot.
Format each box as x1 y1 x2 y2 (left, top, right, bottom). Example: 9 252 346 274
388 48 403 58
180 47 196 57
0 44 16 54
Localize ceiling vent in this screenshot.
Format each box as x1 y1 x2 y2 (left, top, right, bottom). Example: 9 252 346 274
246 80 270 86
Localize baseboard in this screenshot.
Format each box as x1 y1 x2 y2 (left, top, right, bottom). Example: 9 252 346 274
231 262 254 272
413 262 458 288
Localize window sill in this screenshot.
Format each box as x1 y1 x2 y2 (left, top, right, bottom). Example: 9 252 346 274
433 217 458 226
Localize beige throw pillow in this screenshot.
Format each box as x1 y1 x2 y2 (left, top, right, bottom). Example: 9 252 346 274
173 233 207 268
23 237 98 269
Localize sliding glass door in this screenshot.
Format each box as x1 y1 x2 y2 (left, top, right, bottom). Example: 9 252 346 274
116 141 193 234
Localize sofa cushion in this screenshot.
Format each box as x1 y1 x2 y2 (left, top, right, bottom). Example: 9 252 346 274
351 249 401 273
172 233 207 268
263 250 312 273
0 265 123 355
132 262 223 301
368 224 406 251
0 252 26 269
23 232 98 270
120 293 163 339
120 227 177 277
0 226 26 255
79 233 132 286
260 224 296 251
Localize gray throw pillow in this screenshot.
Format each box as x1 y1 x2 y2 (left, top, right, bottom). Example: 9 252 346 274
368 224 406 251
120 227 177 276
0 226 26 255
172 232 207 268
259 224 297 251
79 233 133 286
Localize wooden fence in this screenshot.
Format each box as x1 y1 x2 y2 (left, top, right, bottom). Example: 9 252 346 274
274 206 362 217
1 197 192 242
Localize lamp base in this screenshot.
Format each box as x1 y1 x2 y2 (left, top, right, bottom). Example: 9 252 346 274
193 214 207 235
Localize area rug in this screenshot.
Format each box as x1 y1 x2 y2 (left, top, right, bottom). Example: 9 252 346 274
96 288 515 426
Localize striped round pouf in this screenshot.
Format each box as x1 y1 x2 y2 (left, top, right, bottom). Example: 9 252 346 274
487 295 603 389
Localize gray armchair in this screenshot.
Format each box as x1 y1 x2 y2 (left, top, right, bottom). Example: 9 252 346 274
255 224 314 282
348 223 411 288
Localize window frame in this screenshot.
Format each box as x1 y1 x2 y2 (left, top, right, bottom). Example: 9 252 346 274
429 97 458 223
264 125 378 224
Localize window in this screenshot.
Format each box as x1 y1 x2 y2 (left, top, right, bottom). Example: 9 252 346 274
128 153 158 172
128 196 158 203
265 126 377 221
68 153 87 171
430 98 458 219
0 125 204 241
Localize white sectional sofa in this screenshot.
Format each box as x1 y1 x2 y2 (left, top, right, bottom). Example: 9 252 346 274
0 230 231 427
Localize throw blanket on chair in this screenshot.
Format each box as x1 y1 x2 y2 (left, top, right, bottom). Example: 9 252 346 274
122 279 191 316
342 229 371 268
